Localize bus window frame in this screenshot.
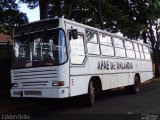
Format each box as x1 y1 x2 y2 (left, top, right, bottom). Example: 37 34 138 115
125 40 136 59
143 45 151 60
99 33 115 57
69 31 87 66
133 42 141 59
139 44 145 60
113 37 126 58
86 29 100 56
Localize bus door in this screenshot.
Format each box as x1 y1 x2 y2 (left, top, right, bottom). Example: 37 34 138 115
65 22 88 96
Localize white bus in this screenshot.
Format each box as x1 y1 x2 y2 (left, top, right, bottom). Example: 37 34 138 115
10 18 153 106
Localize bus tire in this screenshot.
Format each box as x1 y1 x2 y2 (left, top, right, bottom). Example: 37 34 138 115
125 75 140 94
85 80 95 107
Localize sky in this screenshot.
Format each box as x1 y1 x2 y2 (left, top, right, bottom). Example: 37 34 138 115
18 2 40 22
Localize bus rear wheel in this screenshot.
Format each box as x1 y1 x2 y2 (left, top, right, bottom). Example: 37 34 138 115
85 80 95 107
125 75 140 94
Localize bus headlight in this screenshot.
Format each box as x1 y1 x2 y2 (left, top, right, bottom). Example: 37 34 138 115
52 81 64 86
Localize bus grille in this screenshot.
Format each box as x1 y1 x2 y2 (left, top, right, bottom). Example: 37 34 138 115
12 68 58 82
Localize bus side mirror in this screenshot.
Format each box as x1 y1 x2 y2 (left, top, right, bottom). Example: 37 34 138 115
72 29 78 39
69 29 78 40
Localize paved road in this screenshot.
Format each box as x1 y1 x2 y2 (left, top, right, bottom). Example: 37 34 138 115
4 78 160 120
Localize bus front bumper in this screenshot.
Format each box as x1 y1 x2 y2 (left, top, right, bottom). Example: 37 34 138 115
10 88 69 98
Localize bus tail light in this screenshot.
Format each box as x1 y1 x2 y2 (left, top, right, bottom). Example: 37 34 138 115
52 81 64 86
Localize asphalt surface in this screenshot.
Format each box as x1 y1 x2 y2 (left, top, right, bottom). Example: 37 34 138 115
2 78 160 120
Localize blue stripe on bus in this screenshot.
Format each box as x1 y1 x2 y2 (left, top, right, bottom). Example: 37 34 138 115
59 31 63 63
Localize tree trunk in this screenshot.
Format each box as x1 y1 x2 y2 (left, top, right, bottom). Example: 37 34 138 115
142 31 147 43
56 0 62 17
39 0 49 20
152 48 160 77
154 21 160 77
97 0 104 29
148 20 160 77
65 0 74 19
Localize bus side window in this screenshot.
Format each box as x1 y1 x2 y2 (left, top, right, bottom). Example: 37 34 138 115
70 33 85 64
125 40 135 58
114 38 126 57
86 30 98 43
139 44 145 59
143 45 151 60
99 33 114 56
134 43 140 59
86 30 100 55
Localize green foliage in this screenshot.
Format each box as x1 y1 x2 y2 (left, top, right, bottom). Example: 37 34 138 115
18 0 39 9
46 0 160 40
16 0 160 40
0 0 28 35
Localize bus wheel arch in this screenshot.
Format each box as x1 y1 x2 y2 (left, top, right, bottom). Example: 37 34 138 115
90 76 102 96
134 73 141 93
85 76 102 107
135 73 141 84
125 73 141 94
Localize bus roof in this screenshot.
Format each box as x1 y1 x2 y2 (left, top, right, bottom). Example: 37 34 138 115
63 18 150 47
14 18 150 47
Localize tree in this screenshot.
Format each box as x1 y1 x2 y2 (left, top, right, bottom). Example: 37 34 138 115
0 0 28 35
18 0 160 76
39 0 49 19
146 0 160 77
19 0 49 19
104 0 160 77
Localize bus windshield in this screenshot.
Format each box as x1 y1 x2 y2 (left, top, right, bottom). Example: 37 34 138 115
12 29 67 69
